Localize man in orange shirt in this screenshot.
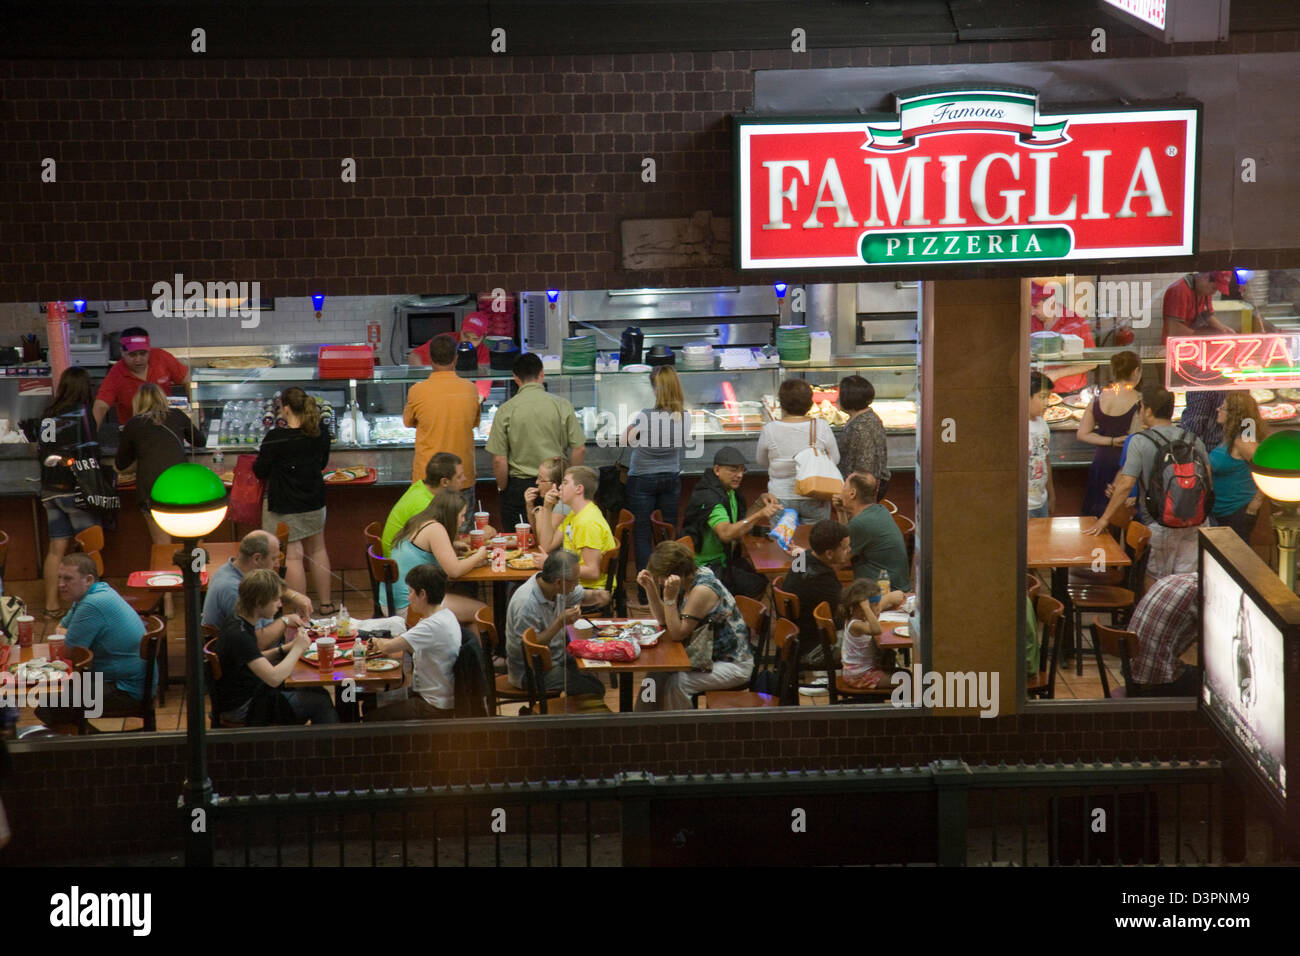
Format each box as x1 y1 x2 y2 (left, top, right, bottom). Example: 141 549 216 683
403 334 482 522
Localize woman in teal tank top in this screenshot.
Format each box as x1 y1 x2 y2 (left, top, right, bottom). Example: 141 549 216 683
1210 394 1266 543
387 489 490 625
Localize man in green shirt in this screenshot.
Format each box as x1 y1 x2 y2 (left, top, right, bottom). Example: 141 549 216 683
381 452 463 556
841 472 911 591
485 352 587 531
681 446 781 599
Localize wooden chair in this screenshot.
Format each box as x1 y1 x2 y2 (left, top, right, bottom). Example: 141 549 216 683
363 520 383 554
475 605 552 713
275 522 290 576
92 615 166 732
611 509 635 616
520 627 611 715
879 499 899 515
202 635 246 728
650 509 677 546
579 544 622 615
73 525 105 576
891 512 915 566
1091 621 1139 699
1066 521 1151 675
674 535 694 555
771 575 800 623
1028 595 1064 700
76 524 166 640
734 594 771 684
814 600 893 703
1026 573 1042 602
366 545 399 617
704 618 800 709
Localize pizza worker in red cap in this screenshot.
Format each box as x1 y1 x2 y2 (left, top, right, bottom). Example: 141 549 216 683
1030 281 1095 395
92 326 189 427
1162 271 1235 449
407 312 491 368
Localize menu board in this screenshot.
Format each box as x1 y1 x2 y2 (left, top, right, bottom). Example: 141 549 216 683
1201 551 1287 803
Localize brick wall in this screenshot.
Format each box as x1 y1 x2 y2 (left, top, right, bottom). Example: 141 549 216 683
5 30 1300 304
1 705 1219 862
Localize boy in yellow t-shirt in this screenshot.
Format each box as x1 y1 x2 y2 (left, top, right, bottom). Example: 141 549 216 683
536 465 616 607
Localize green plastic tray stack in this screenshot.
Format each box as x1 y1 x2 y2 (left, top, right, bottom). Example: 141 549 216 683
561 334 597 373
775 324 811 363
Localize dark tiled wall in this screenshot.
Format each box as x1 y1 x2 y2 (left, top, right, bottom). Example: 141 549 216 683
4 30 1300 302
1 707 1219 863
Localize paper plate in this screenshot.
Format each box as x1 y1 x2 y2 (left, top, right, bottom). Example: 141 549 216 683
893 625 911 638
366 658 401 672
146 573 182 587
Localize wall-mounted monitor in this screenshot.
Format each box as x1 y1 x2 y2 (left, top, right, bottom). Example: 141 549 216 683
1199 528 1300 815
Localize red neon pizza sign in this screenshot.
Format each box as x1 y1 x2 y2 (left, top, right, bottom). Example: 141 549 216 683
1167 334 1300 391
735 85 1199 269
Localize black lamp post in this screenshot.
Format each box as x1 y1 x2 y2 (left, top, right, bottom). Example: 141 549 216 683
149 463 228 867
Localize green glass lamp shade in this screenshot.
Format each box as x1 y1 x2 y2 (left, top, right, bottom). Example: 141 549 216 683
1251 429 1300 503
149 463 229 538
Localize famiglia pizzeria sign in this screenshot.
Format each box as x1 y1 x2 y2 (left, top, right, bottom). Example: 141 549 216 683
734 85 1200 269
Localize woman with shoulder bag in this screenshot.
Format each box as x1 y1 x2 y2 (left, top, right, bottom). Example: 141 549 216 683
253 388 335 612
633 540 752 711
37 367 100 619
757 379 840 523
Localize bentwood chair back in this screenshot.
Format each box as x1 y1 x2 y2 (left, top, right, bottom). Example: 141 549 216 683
650 510 677 547
1026 573 1042 603
1066 519 1151 676
674 535 695 555
771 576 800 623
704 618 800 709
813 600 892 704
1091 621 1139 699
612 509 635 615
733 594 771 685
1029 595 1064 700
73 525 105 576
95 615 166 732
520 627 609 715
879 499 899 515
366 545 399 618
274 522 290 576
474 605 541 713
202 636 245 729
891 512 916 566
363 521 382 555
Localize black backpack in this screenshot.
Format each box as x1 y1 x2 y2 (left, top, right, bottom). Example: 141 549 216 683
1140 429 1214 528
452 628 490 718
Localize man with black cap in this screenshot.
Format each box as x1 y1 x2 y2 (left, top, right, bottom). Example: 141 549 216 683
680 446 782 600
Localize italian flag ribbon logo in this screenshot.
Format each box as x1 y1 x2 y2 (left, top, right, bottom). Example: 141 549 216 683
863 86 1071 152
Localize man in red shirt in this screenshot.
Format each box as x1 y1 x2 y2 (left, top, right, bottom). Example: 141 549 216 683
1161 271 1233 341
92 328 189 426
1162 271 1234 450
408 312 490 367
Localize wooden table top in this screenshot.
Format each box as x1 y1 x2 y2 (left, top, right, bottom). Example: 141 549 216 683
2 642 94 683
877 621 913 650
284 651 408 690
568 622 692 673
1026 517 1131 570
459 552 545 584
745 525 857 584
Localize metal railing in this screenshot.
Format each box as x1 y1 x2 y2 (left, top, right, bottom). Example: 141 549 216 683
198 757 1276 866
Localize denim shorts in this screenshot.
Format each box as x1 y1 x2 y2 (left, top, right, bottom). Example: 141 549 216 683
43 494 97 540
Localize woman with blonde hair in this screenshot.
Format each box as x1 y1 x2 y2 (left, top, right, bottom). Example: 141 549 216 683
253 387 334 612
116 383 199 546
386 488 488 624
623 366 693 606
1211 392 1268 542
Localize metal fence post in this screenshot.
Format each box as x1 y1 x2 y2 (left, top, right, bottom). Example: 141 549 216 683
931 759 972 866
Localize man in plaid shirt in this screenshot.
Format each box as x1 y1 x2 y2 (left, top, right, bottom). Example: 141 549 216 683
1129 572 1200 696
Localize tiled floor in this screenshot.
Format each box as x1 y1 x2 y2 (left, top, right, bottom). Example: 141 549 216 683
3 569 1121 736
